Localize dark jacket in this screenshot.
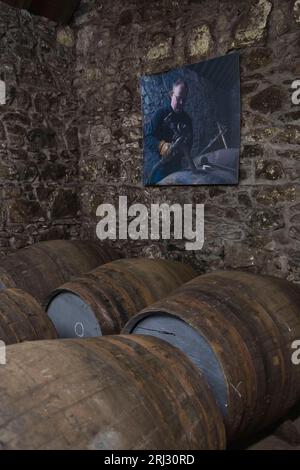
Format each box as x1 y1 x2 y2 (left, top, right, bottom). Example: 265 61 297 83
145 106 193 155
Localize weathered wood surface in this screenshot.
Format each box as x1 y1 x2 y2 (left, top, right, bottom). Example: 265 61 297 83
0 288 57 344
46 258 196 337
124 271 300 441
0 240 118 305
0 335 226 450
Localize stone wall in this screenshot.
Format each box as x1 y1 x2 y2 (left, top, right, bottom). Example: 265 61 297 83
0 2 79 254
1 0 299 283
73 0 300 283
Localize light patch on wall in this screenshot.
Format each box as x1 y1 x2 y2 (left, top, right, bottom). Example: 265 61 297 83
189 25 212 58
146 39 172 61
0 80 5 105
294 0 300 24
231 0 272 48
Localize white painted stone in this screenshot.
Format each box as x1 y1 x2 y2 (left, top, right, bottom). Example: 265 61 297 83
57 27 74 48
189 25 212 57
232 0 272 47
146 39 172 61
294 0 300 23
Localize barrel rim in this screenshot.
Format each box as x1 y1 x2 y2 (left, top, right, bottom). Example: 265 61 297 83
123 307 233 413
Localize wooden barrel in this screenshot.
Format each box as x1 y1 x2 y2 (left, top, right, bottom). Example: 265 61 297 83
123 271 300 441
46 258 196 338
0 240 118 305
0 335 226 450
0 288 57 345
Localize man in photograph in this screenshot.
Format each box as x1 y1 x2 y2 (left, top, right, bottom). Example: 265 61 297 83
145 78 197 184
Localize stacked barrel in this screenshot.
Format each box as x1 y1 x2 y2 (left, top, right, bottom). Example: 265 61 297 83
1 240 224 450
0 335 225 450
0 288 57 345
1 240 300 449
0 239 119 344
123 271 300 442
0 239 118 305
46 257 197 337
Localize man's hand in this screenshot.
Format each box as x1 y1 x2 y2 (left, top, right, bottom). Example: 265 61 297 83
158 140 173 158
159 136 185 159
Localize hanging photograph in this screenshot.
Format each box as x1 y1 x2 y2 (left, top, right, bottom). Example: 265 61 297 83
141 52 240 186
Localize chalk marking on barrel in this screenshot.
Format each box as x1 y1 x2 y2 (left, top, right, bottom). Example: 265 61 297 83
136 326 176 336
230 382 242 399
74 322 85 337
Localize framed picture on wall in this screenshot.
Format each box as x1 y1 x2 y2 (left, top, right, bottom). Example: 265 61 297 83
141 52 240 186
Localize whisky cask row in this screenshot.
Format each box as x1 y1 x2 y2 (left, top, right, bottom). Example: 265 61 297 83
0 240 118 305
123 271 300 441
0 335 226 450
46 258 196 337
0 288 57 344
